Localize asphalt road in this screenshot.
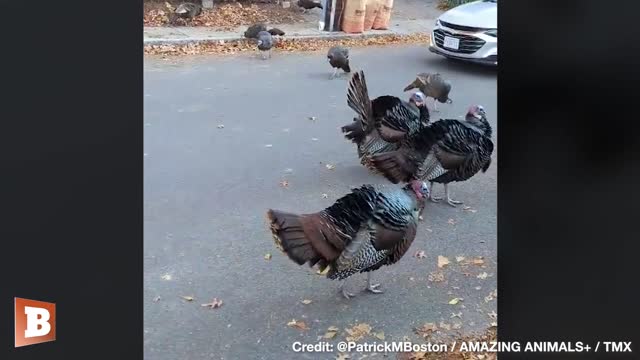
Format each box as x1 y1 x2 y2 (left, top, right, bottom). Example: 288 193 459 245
144 45 497 360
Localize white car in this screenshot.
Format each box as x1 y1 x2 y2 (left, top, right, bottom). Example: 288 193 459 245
429 0 497 66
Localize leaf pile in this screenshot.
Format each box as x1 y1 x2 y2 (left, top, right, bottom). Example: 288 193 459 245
403 326 497 360
144 2 305 29
145 33 430 56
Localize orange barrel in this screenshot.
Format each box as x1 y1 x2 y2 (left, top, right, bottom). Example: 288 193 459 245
341 0 366 34
372 0 393 30
363 0 380 31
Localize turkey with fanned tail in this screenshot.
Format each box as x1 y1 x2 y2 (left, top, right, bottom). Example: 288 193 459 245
342 70 431 174
266 180 429 299
369 105 493 207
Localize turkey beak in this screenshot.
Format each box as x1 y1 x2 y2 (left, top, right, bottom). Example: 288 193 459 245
403 81 417 92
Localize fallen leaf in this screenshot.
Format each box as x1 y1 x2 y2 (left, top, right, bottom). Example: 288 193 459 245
439 322 452 331
287 319 309 331
279 180 289 188
308 116 317 121
447 218 456 225
414 250 426 259
437 255 450 268
311 137 319 141
462 206 477 213
217 124 225 129
201 298 223 309
452 322 462 330
336 353 350 360
265 144 273 148
323 326 339 339
284 168 293 173
415 322 437 338
264 253 272 260
180 295 194 301
316 266 330 275
456 256 465 263
325 164 335 170
153 296 161 302
475 286 482 290
448 297 463 305
418 215 424 221
490 321 498 327
345 323 371 342
450 312 462 318
301 299 313 305
161 274 172 280
428 271 445 282
322 193 328 198
488 311 497 319
477 272 489 280
373 331 385 340
472 257 485 265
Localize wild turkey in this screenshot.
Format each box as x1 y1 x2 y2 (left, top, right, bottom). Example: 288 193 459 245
297 0 323 12
403 73 453 112
244 24 286 39
256 31 274 59
327 46 351 79
169 2 202 26
342 71 430 173
370 105 494 207
244 23 267 39
266 180 429 299
267 28 286 36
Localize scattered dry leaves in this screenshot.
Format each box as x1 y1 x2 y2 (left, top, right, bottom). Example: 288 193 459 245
145 33 431 56
161 273 172 280
287 319 309 331
373 331 385 340
325 164 336 170
301 299 313 305
345 323 371 342
336 353 351 360
472 257 485 266
264 253 272 260
462 206 477 213
414 250 426 259
455 256 465 263
488 311 497 319
201 298 223 309
144 3 304 29
153 296 161 302
447 218 456 225
437 255 450 268
322 193 329 198
415 322 437 338
324 326 340 339
439 322 452 331
180 295 194 301
477 272 489 280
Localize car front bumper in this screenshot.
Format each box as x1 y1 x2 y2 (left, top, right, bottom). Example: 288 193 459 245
428 26 497 66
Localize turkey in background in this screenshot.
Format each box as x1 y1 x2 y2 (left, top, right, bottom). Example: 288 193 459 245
404 73 453 112
168 2 202 26
371 105 494 207
297 0 323 13
256 31 274 59
243 23 286 39
342 70 431 174
327 46 351 79
266 180 429 299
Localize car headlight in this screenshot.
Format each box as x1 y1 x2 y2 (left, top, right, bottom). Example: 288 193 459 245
485 29 497 37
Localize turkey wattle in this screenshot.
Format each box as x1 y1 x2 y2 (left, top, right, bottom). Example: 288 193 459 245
370 105 493 207
343 70 430 173
266 181 429 299
403 73 453 112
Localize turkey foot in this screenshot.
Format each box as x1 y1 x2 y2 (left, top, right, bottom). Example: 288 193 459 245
444 183 462 207
339 281 355 299
366 273 384 294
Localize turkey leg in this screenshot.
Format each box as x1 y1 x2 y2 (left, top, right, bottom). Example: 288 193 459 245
444 183 463 207
339 280 355 299
428 181 441 203
366 273 383 294
330 67 338 79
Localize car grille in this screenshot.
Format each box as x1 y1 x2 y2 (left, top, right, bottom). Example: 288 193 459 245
440 20 486 33
433 29 486 54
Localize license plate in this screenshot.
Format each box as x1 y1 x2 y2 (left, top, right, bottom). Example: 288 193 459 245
443 36 460 50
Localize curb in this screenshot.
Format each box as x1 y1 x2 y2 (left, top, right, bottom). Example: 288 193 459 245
143 29 423 46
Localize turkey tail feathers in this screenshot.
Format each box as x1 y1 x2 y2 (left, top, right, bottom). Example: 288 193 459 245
341 118 366 145
347 71 374 132
266 209 324 266
482 157 492 172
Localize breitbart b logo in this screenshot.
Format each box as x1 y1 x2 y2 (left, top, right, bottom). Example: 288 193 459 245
14 297 56 347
